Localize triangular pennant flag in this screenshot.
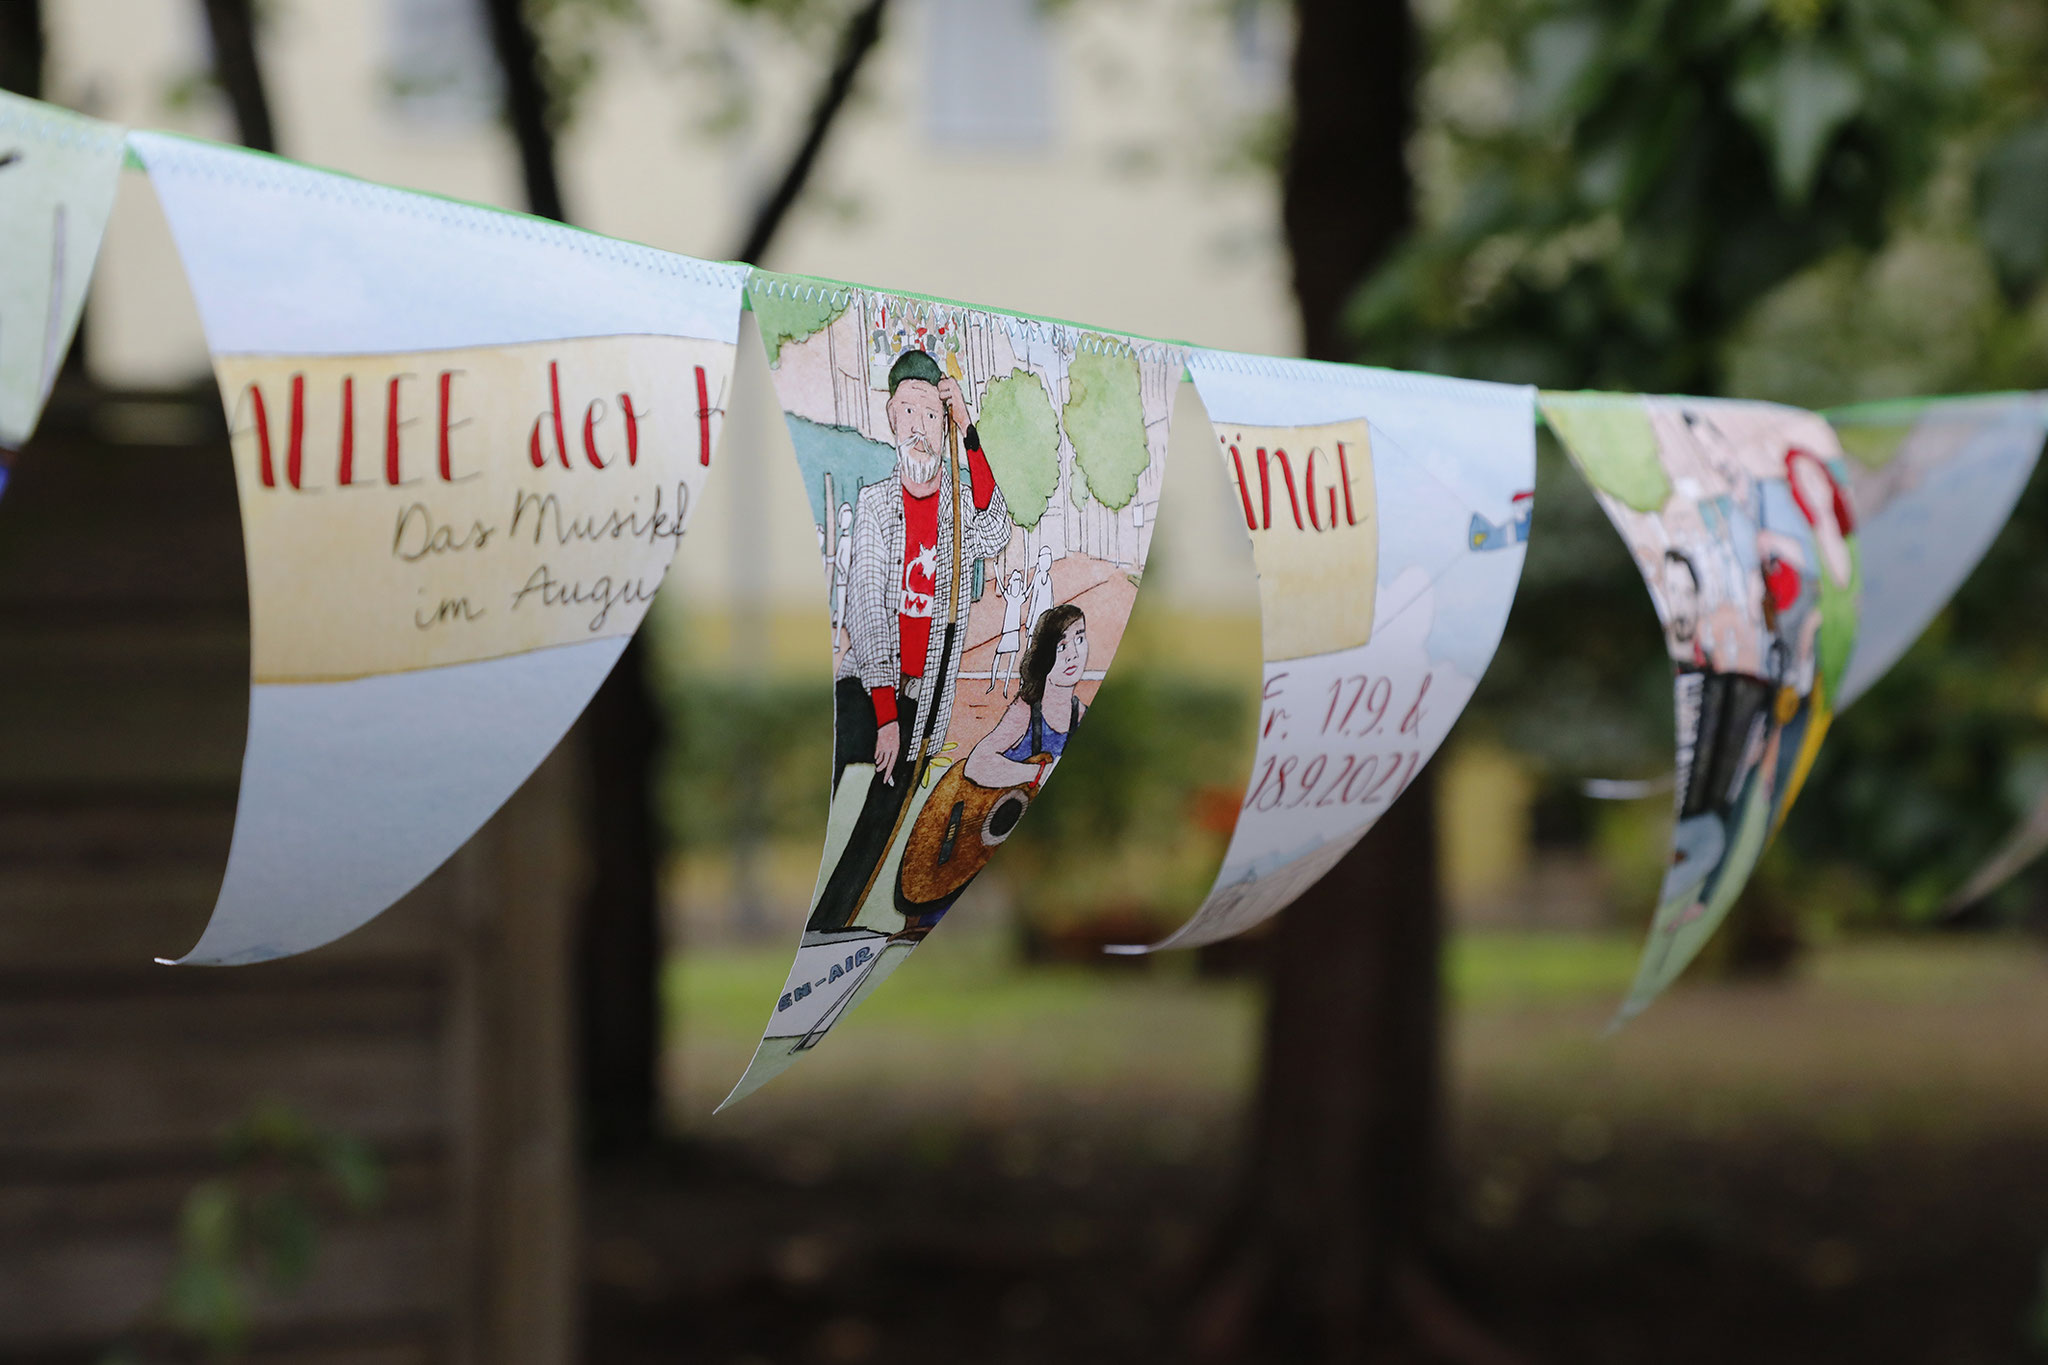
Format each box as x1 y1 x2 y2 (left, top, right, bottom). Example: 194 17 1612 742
129 132 746 964
1947 788 2048 915
1127 353 1534 950
721 274 1182 1106
1542 392 1861 1022
0 92 124 490
1827 392 2048 913
1827 392 2048 708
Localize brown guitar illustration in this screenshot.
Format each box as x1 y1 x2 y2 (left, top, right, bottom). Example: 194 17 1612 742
896 604 1089 920
897 701 1078 911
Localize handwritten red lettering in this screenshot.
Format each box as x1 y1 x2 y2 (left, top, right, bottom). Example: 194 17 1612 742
584 398 611 470
247 383 275 489
1222 435 1367 534
1257 447 1305 531
694 364 712 467
1400 673 1433 734
245 360 639 492
437 370 463 482
1336 441 1363 526
530 360 570 469
287 373 305 490
1304 448 1341 531
1260 671 1291 740
384 373 415 485
621 392 641 467
337 375 357 486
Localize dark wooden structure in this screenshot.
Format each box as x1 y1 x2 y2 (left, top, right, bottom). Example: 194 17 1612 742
0 381 578 1364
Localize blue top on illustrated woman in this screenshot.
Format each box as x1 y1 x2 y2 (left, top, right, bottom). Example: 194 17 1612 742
1001 697 1083 763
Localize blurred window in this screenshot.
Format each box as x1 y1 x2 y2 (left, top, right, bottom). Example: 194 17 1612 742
925 0 1054 151
385 0 503 129
1229 0 1289 108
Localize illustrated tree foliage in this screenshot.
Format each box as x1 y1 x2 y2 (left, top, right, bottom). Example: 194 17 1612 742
1061 344 1149 510
977 367 1063 529
754 288 849 363
1540 396 1669 512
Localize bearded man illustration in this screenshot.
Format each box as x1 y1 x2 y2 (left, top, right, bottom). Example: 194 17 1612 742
806 348 1012 934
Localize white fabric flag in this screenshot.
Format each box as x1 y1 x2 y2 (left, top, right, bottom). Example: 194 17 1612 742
1827 392 2048 913
0 92 124 484
131 132 746 963
1130 355 1535 950
1830 392 2048 708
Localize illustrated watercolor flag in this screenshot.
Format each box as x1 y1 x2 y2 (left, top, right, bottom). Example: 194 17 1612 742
1127 354 1535 951
722 274 1179 1106
0 92 125 494
1826 392 2048 708
1542 393 1861 1022
1824 392 2048 910
130 132 746 964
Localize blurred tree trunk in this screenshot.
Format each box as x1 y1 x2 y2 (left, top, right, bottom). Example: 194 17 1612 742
0 0 43 99
479 0 564 220
571 632 666 1159
732 0 890 265
1281 0 1410 362
198 0 277 153
1189 3 1519 1361
479 0 661 1158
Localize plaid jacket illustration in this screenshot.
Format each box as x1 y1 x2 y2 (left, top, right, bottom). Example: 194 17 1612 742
838 445 1012 758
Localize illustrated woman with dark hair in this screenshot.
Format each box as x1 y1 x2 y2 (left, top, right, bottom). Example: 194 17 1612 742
893 604 1089 934
962 602 1087 789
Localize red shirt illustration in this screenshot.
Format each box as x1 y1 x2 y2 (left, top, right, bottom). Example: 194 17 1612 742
898 484 940 685
867 438 998 729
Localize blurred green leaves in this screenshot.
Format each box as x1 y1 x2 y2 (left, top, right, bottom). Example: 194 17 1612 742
1977 116 2048 296
522 0 649 134
106 1103 384 1363
1357 0 1983 394
1731 41 1864 203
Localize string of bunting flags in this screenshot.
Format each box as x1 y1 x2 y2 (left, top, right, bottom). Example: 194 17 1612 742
5 90 2044 1102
